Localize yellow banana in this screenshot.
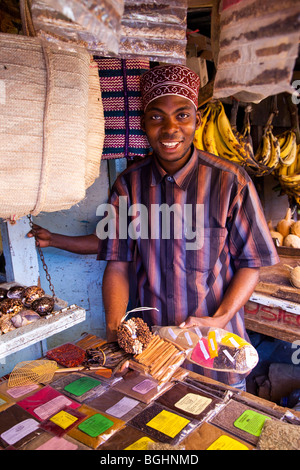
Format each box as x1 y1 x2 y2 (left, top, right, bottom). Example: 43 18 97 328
202 107 219 156
268 130 280 171
216 102 247 159
193 105 210 151
280 139 297 167
255 127 271 166
277 130 296 159
208 105 241 163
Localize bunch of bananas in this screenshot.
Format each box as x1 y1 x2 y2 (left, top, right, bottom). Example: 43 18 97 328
276 137 300 205
194 99 300 205
253 125 281 172
194 100 267 176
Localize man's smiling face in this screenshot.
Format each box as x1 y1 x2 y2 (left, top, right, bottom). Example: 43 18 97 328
142 95 201 174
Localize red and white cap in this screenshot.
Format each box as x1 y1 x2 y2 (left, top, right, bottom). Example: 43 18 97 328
140 65 200 111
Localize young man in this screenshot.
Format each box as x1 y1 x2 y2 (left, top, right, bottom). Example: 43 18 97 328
97 65 279 388
29 65 279 387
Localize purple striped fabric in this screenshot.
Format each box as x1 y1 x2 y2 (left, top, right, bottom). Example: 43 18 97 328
97 147 279 384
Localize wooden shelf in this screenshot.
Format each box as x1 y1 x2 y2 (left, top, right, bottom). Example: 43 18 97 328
0 282 86 360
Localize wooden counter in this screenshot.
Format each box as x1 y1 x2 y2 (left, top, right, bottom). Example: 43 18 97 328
246 254 300 343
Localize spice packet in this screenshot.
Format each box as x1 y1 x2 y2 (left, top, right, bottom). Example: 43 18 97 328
0 405 43 449
46 343 86 367
87 388 147 422
181 422 254 450
153 326 259 374
210 399 275 446
50 373 108 403
67 404 126 449
17 385 80 421
127 402 199 445
40 406 87 437
99 425 158 450
111 370 175 404
156 382 224 422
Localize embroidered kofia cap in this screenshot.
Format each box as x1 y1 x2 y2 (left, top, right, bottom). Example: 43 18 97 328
140 65 201 111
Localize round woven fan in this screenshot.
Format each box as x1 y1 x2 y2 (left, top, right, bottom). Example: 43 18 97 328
8 359 107 388
8 360 59 388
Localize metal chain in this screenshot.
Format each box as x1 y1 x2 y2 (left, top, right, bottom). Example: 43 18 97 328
27 215 56 299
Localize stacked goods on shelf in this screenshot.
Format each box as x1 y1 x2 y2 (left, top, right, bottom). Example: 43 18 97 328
267 207 300 249
0 284 54 335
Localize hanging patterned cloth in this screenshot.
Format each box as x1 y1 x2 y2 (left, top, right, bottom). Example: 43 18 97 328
94 57 151 160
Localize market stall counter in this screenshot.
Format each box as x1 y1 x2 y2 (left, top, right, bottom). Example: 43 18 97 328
0 333 299 451
246 250 300 344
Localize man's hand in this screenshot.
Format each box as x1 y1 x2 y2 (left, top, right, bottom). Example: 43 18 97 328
27 224 52 248
179 267 260 332
179 314 230 330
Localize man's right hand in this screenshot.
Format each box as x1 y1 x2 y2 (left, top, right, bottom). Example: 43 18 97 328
27 224 53 248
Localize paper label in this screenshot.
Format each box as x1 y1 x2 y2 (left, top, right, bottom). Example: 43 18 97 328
146 410 190 438
37 436 78 450
234 410 271 437
6 384 39 398
221 333 249 348
199 339 210 360
125 437 155 450
168 328 177 340
50 410 79 429
175 393 212 415
132 379 157 395
1 418 39 445
64 377 100 397
184 332 193 346
34 395 72 420
207 435 249 450
78 414 114 437
194 327 202 339
105 397 139 418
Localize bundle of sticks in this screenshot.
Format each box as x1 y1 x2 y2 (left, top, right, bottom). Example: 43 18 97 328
130 334 187 384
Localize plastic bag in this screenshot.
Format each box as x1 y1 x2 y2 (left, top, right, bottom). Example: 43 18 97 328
153 325 259 374
213 0 300 103
30 0 124 56
119 0 188 64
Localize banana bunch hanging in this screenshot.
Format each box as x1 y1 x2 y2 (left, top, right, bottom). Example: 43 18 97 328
194 100 270 177
194 99 300 200
276 140 300 205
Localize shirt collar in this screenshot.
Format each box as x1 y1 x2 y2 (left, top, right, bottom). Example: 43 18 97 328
150 145 198 190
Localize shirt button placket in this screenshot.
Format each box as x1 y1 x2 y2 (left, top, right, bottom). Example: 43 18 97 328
165 175 175 324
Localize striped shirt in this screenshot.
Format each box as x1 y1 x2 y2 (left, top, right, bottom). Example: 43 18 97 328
97 147 279 384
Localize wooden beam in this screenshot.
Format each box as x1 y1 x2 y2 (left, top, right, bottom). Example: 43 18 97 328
188 0 213 8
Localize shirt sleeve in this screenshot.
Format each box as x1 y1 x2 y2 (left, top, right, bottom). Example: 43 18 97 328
96 175 136 262
227 177 280 269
